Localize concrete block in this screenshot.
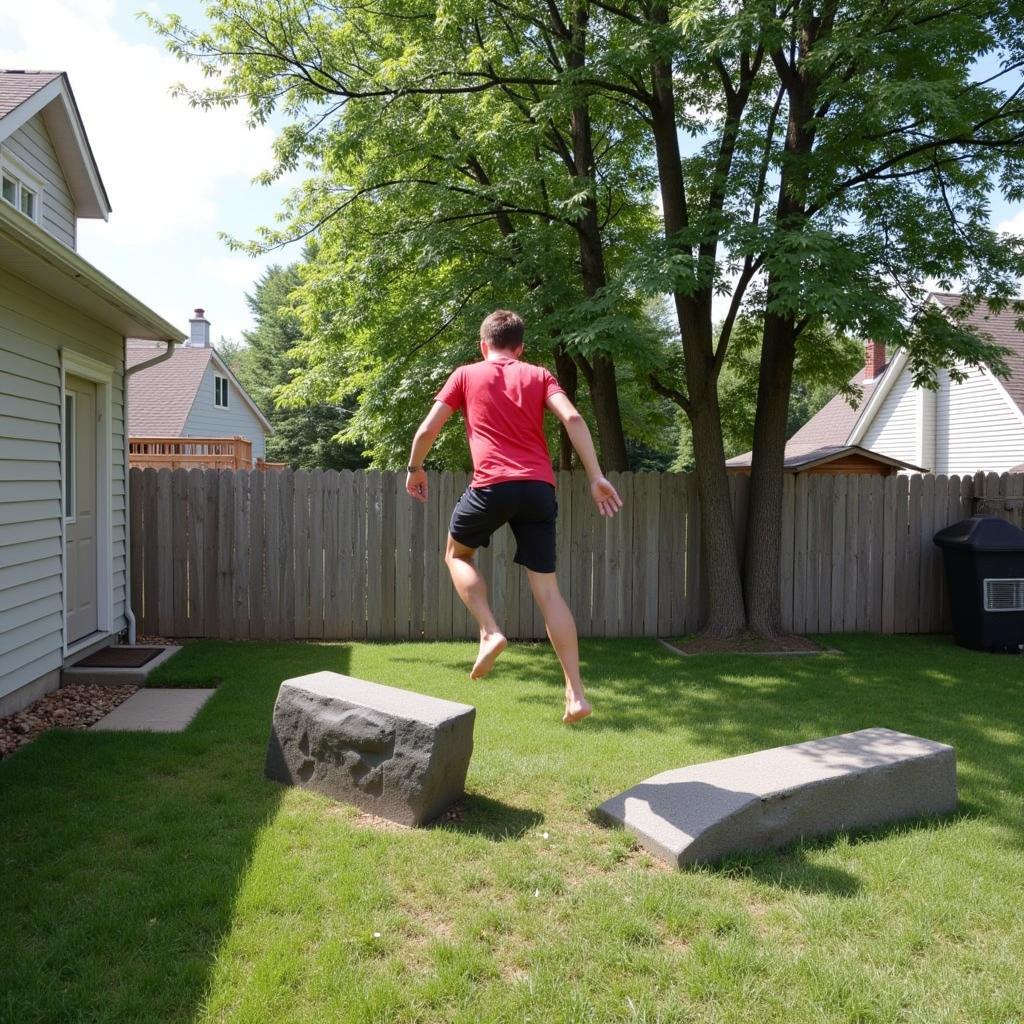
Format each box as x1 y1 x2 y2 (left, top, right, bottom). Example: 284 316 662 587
597 727 957 867
91 688 215 732
265 672 475 826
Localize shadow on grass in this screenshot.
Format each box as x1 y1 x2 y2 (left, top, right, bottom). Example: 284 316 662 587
430 792 544 841
0 640 353 1024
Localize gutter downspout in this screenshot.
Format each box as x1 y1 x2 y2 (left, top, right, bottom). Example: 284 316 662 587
122 340 179 643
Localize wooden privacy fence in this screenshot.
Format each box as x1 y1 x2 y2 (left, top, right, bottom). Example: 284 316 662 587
129 468 1024 642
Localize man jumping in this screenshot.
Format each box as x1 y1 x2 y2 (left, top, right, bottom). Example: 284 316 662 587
406 309 623 724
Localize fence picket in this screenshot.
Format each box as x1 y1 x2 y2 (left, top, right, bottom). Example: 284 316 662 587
215 471 235 639
829 475 847 632
292 471 310 639
232 470 251 638
394 473 412 640
365 471 383 639
352 470 367 640
308 470 325 638
780 474 795 633
681 473 700 635
880 475 897 633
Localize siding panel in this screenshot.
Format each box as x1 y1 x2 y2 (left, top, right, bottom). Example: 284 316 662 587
0 265 130 702
1 113 76 248
861 365 920 465
183 361 268 459
935 365 1024 474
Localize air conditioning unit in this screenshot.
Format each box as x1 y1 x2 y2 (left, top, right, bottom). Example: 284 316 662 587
984 578 1024 612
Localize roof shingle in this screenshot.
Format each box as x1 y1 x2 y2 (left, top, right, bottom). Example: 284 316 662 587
0 70 62 121
127 342 212 436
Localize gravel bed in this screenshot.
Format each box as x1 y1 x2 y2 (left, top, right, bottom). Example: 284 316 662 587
0 683 139 761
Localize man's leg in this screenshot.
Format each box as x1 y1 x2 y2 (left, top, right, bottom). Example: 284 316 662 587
444 534 507 678
526 570 591 723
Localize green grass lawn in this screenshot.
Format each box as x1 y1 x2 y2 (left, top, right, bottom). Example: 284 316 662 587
2 635 1023 1024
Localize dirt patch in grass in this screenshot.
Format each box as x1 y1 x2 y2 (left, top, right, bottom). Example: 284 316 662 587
666 632 828 655
327 805 412 833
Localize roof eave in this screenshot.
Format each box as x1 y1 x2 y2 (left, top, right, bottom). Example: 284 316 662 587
0 200 183 342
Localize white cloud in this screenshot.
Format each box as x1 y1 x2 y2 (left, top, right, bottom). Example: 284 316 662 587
996 209 1024 235
198 254 272 291
0 0 276 247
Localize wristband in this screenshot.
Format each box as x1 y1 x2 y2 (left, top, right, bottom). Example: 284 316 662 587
407 465 423 473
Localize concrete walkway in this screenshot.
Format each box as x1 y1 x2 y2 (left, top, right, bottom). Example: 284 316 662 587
91 689 215 732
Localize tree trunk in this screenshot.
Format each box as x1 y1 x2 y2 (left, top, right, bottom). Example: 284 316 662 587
681 306 747 637
562 1 630 472
588 353 629 471
553 345 578 469
742 47 818 637
742 309 797 636
648 33 746 634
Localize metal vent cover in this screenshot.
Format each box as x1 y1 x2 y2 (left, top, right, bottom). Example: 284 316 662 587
983 579 1024 612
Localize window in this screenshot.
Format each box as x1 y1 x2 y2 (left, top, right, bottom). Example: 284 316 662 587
20 184 36 219
214 375 229 408
64 393 76 522
1 166 40 223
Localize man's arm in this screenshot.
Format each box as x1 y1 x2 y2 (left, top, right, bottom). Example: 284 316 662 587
406 401 455 502
545 392 623 517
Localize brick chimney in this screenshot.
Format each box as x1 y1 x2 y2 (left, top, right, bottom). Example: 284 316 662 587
864 339 886 381
188 308 211 348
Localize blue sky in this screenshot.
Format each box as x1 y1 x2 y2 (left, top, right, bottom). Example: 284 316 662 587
3 1 1021 345
2 0 300 344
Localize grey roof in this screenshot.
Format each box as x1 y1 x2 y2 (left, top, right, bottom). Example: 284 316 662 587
127 342 213 436
726 443 923 472
0 70 61 120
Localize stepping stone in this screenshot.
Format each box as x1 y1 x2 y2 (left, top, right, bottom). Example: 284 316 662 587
265 672 475 826
91 688 215 732
597 727 957 867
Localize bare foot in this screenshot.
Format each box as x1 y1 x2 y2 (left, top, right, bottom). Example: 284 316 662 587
470 631 507 679
562 696 592 724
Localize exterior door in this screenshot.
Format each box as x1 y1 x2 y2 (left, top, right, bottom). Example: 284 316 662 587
65 373 99 642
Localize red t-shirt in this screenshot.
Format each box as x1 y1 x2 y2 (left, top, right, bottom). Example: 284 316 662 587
436 357 564 487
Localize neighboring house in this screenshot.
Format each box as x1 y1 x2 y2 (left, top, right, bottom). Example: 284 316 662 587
728 292 1024 476
1 70 183 714
127 308 272 468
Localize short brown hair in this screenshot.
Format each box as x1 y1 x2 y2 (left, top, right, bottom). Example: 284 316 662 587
480 309 525 351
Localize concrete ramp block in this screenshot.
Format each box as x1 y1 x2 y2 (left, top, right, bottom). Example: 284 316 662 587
265 672 475 826
597 728 957 867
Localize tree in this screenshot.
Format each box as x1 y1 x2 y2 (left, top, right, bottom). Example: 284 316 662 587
673 317 864 466
151 0 1024 637
235 263 367 471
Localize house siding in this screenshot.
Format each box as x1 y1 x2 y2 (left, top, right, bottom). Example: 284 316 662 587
935 365 1024 474
183 360 267 459
860 364 921 467
1 113 77 249
0 264 127 707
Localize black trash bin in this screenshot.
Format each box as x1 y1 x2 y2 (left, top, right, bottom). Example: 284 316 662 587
934 516 1024 653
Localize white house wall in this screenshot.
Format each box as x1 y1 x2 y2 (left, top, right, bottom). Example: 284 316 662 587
0 265 127 706
183 361 267 459
935 365 1024 474
860 364 922 467
1 113 77 249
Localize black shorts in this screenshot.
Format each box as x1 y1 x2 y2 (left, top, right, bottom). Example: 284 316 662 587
449 481 558 573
